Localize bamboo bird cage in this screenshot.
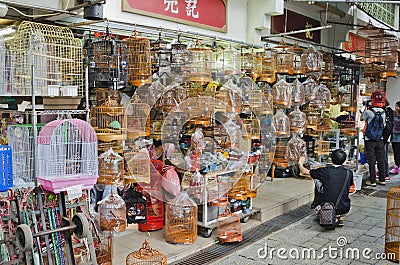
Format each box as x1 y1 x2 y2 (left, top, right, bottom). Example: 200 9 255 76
171 35 190 83
291 79 305 106
288 106 306 134
99 191 127 233
385 187 400 263
273 109 290 138
8 21 83 95
91 27 128 89
305 45 323 78
151 32 172 76
315 139 330 156
320 54 334 80
124 148 151 184
98 148 124 185
292 43 307 75
123 30 152 87
187 39 212 84
127 94 151 139
208 177 229 207
274 40 294 75
241 48 258 79
273 140 289 168
272 79 292 108
217 208 242 243
257 46 276 83
126 240 167 265
95 231 113 265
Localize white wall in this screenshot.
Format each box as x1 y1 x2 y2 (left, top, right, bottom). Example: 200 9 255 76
387 77 400 107
103 0 248 43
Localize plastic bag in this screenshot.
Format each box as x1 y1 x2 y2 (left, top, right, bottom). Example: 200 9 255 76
191 127 205 153
302 76 317 103
161 166 181 201
291 79 305 105
273 109 290 138
272 78 292 108
288 134 307 161
288 107 307 134
188 169 205 203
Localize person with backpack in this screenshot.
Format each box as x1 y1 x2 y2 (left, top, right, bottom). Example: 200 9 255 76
379 100 394 181
362 100 386 186
390 101 400 175
299 149 353 228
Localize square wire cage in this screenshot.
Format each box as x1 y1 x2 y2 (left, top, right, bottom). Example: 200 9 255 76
7 21 82 96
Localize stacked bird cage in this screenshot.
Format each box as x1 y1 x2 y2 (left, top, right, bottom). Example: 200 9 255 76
208 177 228 207
228 173 250 201
151 32 172 76
8 21 82 95
292 43 307 75
126 240 167 265
257 46 276 83
340 117 358 136
273 140 289 168
37 119 98 193
217 208 242 243
274 40 294 75
316 118 331 132
127 94 151 139
91 27 128 89
98 148 124 185
165 191 198 244
123 30 152 87
187 39 212 84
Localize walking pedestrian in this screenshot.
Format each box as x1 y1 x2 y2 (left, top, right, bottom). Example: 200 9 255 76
377 100 394 181
390 101 400 175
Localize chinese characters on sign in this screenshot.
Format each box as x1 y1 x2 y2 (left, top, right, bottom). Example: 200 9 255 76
122 0 227 32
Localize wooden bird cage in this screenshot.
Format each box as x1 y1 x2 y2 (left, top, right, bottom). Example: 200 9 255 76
37 119 98 193
385 187 400 263
137 188 165 232
216 80 242 113
359 78 374 97
228 173 250 200
315 140 330 156
221 45 242 76
127 95 151 139
363 64 382 79
316 118 331 132
123 30 152 87
165 191 198 244
291 79 305 106
187 39 212 84
273 109 290 138
272 79 292 108
243 116 260 140
305 45 323 75
91 27 128 89
292 43 307 75
306 112 320 131
241 49 257 78
288 135 307 161
151 32 172 76
273 141 289 168
274 41 294 75
8 21 83 96
95 88 122 107
247 89 264 109
303 135 315 156
126 240 167 265
90 98 127 143
320 54 334 80
95 231 113 265
340 118 358 136
171 36 190 83
124 149 151 184
208 177 229 207
261 87 274 114
217 208 242 243
99 192 127 233
288 107 306 134
257 46 276 83
98 148 124 185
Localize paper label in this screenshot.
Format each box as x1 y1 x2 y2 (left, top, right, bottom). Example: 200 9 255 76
66 184 83 200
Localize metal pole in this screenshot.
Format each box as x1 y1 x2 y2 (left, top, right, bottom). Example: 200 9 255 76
85 66 90 122
31 65 38 188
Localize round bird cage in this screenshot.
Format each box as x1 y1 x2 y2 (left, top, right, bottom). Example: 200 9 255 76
217 208 242 243
288 106 306 134
273 140 289 168
98 148 124 185
291 79 305 106
127 94 151 139
273 109 290 138
320 54 333 80
151 32 172 76
257 46 276 83
274 40 294 75
91 27 128 89
302 76 317 103
165 191 198 244
95 231 113 265
8 21 83 95
306 45 323 79
187 39 212 84
171 35 190 83
126 240 167 265
385 187 400 262
292 43 307 75
288 134 307 162
99 191 127 233
123 30 152 87
221 45 242 76
272 78 292 108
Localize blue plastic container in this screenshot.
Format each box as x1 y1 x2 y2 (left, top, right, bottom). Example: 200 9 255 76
360 153 365 165
0 145 13 191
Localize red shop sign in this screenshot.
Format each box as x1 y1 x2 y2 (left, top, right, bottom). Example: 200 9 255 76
122 0 227 32
342 32 366 57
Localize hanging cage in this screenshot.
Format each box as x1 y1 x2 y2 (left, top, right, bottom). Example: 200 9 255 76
288 107 306 134
98 148 124 185
221 45 242 76
273 109 290 138
272 79 292 108
241 48 258 79
291 79 305 106
99 192 127 233
151 32 172 77
257 46 276 83
320 54 334 80
124 148 151 184
91 27 128 89
126 240 167 265
187 39 212 84
127 95 151 139
188 170 205 203
288 135 307 162
8 21 83 95
37 119 98 193
305 45 323 78
292 43 307 75
171 35 190 83
123 30 152 87
273 40 294 75
273 140 289 168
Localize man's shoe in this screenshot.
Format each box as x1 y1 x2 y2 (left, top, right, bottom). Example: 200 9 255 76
365 180 376 187
376 180 386 185
336 216 344 227
376 175 390 182
390 165 399 175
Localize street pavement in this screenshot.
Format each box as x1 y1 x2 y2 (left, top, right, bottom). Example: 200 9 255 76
209 175 400 265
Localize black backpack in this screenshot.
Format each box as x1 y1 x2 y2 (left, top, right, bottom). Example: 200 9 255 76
383 108 394 142
365 109 384 140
